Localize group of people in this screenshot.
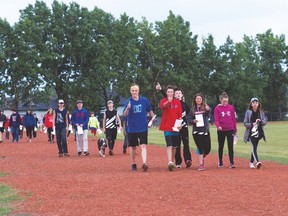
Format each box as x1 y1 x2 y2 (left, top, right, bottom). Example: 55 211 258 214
0 83 267 172
0 109 39 143
122 83 267 172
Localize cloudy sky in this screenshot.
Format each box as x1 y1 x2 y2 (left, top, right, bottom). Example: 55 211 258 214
1 0 288 46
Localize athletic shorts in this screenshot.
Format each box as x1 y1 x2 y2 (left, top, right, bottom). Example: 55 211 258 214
164 131 180 147
128 131 148 147
0 127 4 133
90 127 96 135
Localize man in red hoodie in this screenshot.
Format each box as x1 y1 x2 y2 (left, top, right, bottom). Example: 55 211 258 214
159 86 182 171
213 92 237 168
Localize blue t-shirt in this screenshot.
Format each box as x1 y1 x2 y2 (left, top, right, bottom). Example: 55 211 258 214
123 96 152 133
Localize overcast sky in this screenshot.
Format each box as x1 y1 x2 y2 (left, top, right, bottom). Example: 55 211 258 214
1 0 288 46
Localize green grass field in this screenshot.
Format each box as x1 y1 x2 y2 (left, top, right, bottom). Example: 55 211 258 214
0 179 19 216
103 121 288 165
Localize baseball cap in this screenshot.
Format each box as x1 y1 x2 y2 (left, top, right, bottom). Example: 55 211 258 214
250 97 259 103
107 100 113 105
77 100 83 104
58 99 64 104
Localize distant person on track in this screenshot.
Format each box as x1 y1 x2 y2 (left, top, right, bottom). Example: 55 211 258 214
213 92 237 169
0 110 7 143
44 108 55 143
23 109 36 143
4 115 10 140
243 97 267 169
188 93 211 171
123 84 155 172
9 108 21 143
88 111 100 141
159 85 182 171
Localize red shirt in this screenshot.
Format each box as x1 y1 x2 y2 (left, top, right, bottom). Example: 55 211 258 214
44 113 54 128
159 98 182 132
4 118 9 128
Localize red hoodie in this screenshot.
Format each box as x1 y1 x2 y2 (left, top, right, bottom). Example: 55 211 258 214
213 104 237 132
159 98 182 132
44 113 54 128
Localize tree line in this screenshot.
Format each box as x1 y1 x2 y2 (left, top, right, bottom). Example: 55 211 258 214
0 0 287 117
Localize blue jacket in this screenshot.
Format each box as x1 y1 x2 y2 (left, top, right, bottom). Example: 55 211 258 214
71 108 89 130
23 114 36 128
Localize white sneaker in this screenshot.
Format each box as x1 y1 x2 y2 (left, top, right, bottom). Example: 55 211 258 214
176 164 182 168
256 162 262 169
249 163 255 169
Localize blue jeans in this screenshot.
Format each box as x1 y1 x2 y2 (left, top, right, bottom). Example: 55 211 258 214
11 126 19 142
56 127 68 154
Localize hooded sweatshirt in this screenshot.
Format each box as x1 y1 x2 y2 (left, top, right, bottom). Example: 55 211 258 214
213 104 237 132
71 108 89 130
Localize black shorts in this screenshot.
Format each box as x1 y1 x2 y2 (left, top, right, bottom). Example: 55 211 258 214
128 131 148 147
165 135 180 147
0 127 4 133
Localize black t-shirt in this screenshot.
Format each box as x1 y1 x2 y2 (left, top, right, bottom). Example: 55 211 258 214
105 110 117 130
55 108 68 129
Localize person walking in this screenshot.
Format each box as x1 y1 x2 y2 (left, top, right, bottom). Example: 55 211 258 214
4 115 10 140
53 99 70 157
44 108 55 143
23 109 36 143
9 109 21 143
244 97 267 169
213 92 237 169
123 84 155 172
188 93 211 171
159 86 182 171
71 100 90 156
88 111 100 141
0 110 7 143
103 100 122 156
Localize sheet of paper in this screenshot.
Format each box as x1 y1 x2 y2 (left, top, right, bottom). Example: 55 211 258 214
172 119 183 131
77 126 84 135
195 114 204 127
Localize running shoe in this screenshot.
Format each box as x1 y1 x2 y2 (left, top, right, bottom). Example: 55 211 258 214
256 162 262 169
109 150 114 156
249 163 255 169
84 152 90 156
77 151 82 156
218 163 223 168
176 164 182 168
186 160 192 168
123 149 127 154
142 163 149 172
230 164 236 169
58 153 63 157
168 162 175 171
198 165 205 171
63 153 70 157
131 164 137 171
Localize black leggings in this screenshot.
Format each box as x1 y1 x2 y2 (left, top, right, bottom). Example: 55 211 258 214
47 127 54 141
26 126 34 139
217 130 234 165
106 129 117 150
192 133 211 156
175 127 192 165
249 136 260 163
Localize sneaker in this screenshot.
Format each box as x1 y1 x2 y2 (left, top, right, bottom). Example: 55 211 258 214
230 164 236 169
142 163 149 172
77 151 82 156
109 150 114 156
186 160 192 168
123 149 127 154
249 163 255 169
198 165 205 171
218 163 223 168
131 164 137 171
176 164 182 168
64 153 70 157
59 153 63 157
256 162 262 169
168 162 175 171
84 152 90 156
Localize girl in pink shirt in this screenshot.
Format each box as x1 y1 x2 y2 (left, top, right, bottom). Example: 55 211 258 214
213 92 237 168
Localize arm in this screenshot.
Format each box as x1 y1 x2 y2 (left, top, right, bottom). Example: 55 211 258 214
116 113 122 129
243 111 252 129
95 118 100 129
232 106 237 133
65 111 69 129
260 111 267 126
123 100 131 117
103 112 106 131
213 107 221 129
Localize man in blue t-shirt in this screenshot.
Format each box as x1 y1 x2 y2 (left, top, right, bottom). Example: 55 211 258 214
123 84 155 172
